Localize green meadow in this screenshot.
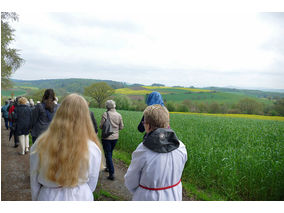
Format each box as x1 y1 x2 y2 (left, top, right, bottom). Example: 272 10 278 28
91 108 284 201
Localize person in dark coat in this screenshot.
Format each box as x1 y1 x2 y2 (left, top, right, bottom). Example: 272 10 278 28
31 89 59 143
137 91 165 133
8 98 20 148
90 111 98 134
14 97 32 155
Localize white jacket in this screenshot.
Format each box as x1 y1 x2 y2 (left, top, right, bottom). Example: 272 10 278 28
124 140 187 201
30 140 101 201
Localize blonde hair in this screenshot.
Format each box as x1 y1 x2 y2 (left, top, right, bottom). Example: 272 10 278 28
36 93 103 187
143 104 169 129
18 97 28 105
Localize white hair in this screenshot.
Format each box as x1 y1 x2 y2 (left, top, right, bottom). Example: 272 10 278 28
29 99 34 106
105 100 116 110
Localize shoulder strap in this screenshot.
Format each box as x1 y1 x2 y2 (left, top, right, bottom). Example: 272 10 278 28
106 111 113 128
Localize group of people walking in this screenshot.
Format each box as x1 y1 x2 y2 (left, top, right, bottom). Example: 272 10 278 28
1 89 58 155
2 90 187 201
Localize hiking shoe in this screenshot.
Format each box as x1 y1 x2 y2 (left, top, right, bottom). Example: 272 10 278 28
14 144 19 148
107 175 114 181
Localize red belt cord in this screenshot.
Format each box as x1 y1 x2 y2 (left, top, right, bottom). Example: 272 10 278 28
139 179 181 191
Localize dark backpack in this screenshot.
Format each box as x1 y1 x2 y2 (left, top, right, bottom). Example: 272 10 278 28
101 112 113 138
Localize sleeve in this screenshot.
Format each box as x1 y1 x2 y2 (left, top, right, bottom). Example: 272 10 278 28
29 143 41 201
119 115 124 130
31 104 40 128
87 143 102 192
99 112 106 129
13 107 18 121
90 112 98 133
124 144 146 194
137 116 145 133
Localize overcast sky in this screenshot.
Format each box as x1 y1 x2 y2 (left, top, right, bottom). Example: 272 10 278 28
9 11 284 89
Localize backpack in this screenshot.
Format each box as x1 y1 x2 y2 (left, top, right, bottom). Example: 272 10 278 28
101 112 113 138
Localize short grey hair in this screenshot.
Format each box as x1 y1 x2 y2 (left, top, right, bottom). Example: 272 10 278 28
105 100 116 109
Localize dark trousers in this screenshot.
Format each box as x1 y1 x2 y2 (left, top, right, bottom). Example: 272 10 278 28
32 136 37 144
14 134 19 146
9 122 19 146
4 118 9 129
102 139 118 176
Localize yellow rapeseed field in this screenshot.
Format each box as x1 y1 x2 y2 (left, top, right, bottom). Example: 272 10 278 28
115 88 152 95
142 86 212 92
170 111 284 121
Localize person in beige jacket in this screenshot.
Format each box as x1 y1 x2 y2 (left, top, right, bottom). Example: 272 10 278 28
100 100 124 180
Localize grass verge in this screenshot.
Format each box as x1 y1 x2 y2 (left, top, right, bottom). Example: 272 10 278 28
93 189 121 201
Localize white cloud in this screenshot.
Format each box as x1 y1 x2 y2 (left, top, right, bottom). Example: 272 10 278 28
9 12 284 89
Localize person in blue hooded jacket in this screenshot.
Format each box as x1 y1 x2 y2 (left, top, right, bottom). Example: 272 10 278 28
1 100 10 130
137 91 165 133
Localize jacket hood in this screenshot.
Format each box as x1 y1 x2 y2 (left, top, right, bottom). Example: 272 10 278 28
143 128 180 153
146 92 164 106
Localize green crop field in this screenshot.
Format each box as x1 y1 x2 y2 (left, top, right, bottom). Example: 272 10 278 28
114 86 273 105
91 108 284 201
1 88 27 97
162 91 248 103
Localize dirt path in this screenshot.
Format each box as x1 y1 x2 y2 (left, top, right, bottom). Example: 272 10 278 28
1 119 191 201
1 119 132 201
1 120 31 201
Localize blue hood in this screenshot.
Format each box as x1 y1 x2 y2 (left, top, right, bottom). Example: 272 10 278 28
146 91 164 106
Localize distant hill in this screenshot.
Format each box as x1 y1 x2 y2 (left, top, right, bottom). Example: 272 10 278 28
11 78 131 94
203 87 284 99
114 86 281 106
3 79 283 106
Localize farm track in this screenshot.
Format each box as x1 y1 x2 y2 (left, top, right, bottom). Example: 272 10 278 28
0 119 131 201
1 120 31 201
1 120 192 201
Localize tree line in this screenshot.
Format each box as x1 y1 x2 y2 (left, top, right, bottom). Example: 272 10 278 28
7 82 284 117
111 94 284 116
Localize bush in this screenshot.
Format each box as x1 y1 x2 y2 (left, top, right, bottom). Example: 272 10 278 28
176 104 189 112
208 102 221 113
113 94 132 110
237 98 264 115
197 102 208 113
131 100 147 111
274 98 284 116
165 101 176 112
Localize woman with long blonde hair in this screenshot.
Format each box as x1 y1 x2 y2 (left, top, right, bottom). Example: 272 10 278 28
30 93 103 201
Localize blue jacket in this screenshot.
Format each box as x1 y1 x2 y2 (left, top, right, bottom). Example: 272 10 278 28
138 92 165 133
1 104 10 119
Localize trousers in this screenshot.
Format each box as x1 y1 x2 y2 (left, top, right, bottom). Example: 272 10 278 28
4 118 9 129
102 139 118 175
19 135 29 154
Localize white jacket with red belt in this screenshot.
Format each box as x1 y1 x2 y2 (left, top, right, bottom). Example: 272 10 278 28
124 128 187 201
